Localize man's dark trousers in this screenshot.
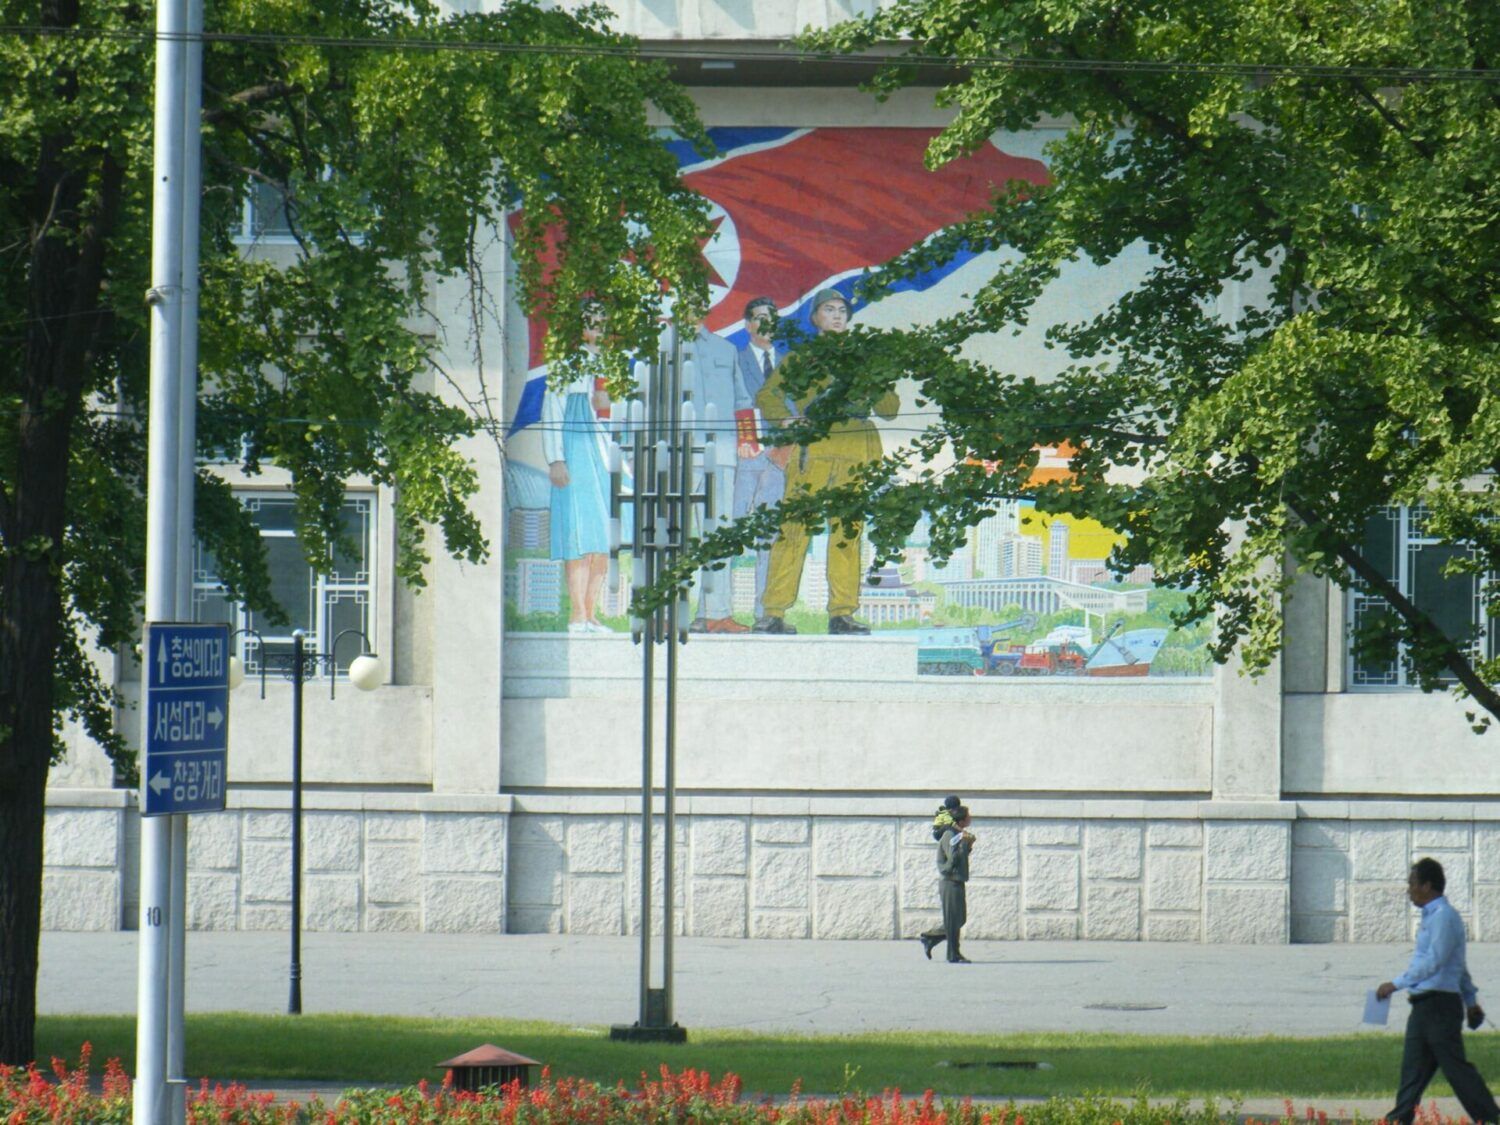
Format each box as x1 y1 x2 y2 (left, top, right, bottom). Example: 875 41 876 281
921 879 966 961
1390 992 1500 1125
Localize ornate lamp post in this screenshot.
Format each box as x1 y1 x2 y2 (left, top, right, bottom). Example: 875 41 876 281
228 626 382 1014
606 324 715 1042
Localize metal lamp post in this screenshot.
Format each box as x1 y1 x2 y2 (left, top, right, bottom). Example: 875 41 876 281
606 323 717 1043
229 626 382 1014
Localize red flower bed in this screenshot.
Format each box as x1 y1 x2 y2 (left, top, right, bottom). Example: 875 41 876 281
0 1046 1471 1125
0 1043 132 1124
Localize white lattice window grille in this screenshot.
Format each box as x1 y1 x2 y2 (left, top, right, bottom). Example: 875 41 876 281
234 179 296 243
1347 505 1497 689
193 493 375 678
233 170 362 245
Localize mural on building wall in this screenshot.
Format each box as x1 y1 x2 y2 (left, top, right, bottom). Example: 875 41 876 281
503 126 1211 679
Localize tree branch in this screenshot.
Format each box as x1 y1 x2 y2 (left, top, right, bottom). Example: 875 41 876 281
1351 82 1434 160
203 81 308 125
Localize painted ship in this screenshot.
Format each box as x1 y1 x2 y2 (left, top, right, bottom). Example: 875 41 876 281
1083 628 1168 677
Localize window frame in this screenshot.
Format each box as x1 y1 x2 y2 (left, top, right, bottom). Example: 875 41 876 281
232 169 366 247
192 490 379 681
1346 504 1497 691
233 179 299 246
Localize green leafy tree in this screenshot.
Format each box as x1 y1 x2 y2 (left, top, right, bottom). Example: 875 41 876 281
0 0 709 1064
669 0 1499 726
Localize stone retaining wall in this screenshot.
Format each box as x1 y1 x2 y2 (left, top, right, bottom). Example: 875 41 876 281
1290 805 1500 942
41 796 130 931
43 790 512 935
47 792 1500 943
505 808 1291 943
44 791 1301 943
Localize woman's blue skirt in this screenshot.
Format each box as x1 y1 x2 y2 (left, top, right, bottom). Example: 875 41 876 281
549 392 610 560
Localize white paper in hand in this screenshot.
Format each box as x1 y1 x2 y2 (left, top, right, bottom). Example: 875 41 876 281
1364 990 1391 1027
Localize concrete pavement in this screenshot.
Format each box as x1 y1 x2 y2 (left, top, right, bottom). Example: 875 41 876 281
42 930 1500 1034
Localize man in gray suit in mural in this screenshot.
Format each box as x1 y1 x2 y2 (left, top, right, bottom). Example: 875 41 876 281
731 296 788 623
688 322 749 633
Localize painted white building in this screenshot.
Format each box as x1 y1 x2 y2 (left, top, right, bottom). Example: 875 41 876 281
507 559 564 618
1047 521 1070 580
39 0 1500 947
970 504 1022 579
998 535 1044 579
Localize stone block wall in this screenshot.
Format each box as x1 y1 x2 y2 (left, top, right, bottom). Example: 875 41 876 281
43 790 510 934
504 804 1294 944
215 803 509 933
1291 805 1500 942
41 797 129 931
52 791 1500 943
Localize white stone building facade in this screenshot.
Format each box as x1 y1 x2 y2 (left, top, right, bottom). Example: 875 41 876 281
40 0 1500 946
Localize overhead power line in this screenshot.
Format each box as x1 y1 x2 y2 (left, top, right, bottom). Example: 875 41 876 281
2 23 1499 83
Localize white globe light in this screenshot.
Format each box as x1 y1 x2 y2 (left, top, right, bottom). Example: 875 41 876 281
227 655 245 690
348 653 383 692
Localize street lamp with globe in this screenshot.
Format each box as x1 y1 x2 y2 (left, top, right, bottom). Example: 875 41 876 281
228 626 383 1013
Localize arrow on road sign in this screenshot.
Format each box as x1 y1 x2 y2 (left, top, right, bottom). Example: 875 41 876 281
149 772 171 796
207 706 224 730
157 636 167 685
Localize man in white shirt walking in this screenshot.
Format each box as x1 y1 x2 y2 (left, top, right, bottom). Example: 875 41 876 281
1376 857 1499 1125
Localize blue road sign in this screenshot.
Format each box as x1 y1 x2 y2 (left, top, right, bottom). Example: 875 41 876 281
142 622 230 816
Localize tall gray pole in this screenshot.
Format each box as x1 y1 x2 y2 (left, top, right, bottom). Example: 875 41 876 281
166 0 204 1116
661 332 688 1023
135 0 190 1120
636 531 654 1019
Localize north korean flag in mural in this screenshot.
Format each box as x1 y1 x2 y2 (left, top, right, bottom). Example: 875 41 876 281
508 126 1049 433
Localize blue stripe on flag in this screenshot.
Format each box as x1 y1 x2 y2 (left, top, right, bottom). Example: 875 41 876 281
662 127 801 171
508 372 547 436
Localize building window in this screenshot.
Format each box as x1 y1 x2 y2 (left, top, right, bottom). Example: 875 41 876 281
1348 505 1496 688
236 180 296 241
193 493 375 677
234 171 363 244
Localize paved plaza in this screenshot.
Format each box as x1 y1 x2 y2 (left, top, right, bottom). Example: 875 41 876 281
41 930 1500 1035
41 932 1500 1115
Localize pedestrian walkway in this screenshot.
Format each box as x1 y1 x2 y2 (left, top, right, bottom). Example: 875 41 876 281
43 931 1500 1037
40 931 1500 1118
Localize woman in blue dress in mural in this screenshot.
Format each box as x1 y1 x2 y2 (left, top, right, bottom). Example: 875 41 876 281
542 303 612 633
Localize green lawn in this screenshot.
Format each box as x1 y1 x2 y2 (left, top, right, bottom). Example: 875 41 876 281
32 1014 1496 1100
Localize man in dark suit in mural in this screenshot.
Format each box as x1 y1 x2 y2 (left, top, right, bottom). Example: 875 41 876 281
753 288 897 636
731 296 789 624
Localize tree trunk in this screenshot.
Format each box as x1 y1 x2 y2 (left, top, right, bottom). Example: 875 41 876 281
0 1 100 1057
0 755 49 1066
0 325 75 1066
0 408 70 1066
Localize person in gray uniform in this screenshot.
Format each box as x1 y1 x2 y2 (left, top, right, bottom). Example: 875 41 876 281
731 296 788 622
688 322 748 633
919 805 974 963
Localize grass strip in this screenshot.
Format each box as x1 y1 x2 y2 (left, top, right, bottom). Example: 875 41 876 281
35 1014 1500 1100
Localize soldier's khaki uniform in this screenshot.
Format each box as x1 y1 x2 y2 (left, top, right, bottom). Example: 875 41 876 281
755 364 898 619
